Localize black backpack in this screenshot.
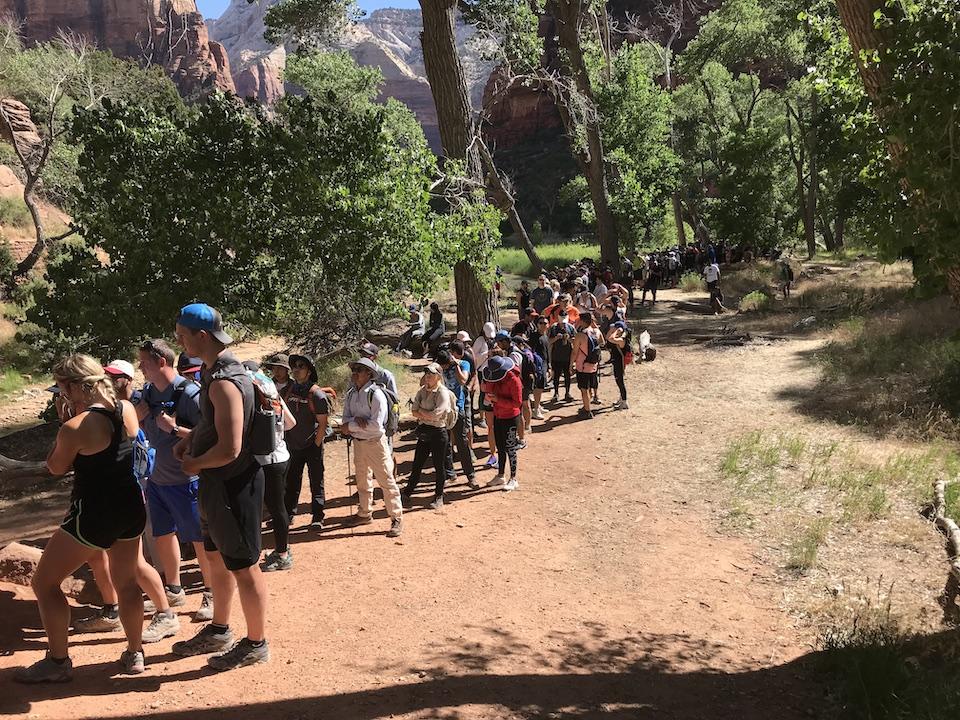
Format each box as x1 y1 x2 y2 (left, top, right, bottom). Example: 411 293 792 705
584 331 602 364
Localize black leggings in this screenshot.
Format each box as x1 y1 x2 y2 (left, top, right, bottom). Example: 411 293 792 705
494 415 519 478
262 460 290 553
552 363 571 395
406 425 449 499
610 349 627 401
284 443 325 521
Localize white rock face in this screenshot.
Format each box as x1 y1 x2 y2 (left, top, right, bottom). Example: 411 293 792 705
208 3 491 150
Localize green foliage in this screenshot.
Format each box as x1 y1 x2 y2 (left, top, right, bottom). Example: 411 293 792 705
284 50 383 109
739 289 772 312
494 242 598 277
0 234 14 285
264 0 361 46
0 196 31 228
27 74 465 358
678 271 703 292
786 518 831 572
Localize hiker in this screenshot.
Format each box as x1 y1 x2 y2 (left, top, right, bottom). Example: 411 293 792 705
703 261 726 314
396 304 426 356
135 338 215 631
171 303 270 671
530 274 554 315
530 317 550 420
16 354 150 682
104 360 140 405
571 311 603 418
422 301 445 354
548 312 576 403
340 358 403 537
242 360 297 573
452 336 478 442
620 256 635 305
438 348 478 490
517 280 531 314
264 353 290 395
281 354 330 531
358 343 398 397
779 259 794 299
574 281 599 315
511 335 538 444
544 293 581 326
600 304 630 410
480 355 522 491
510 307 538 338
641 257 662 306
403 362 453 510
472 322 499 466
494 332 528 448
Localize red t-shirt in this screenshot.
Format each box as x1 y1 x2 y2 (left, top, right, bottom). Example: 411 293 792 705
482 367 522 419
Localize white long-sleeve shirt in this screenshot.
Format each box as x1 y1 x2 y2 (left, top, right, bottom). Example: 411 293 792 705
342 381 387 440
472 336 491 372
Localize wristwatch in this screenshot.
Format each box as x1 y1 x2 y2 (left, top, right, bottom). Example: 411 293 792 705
171 425 180 438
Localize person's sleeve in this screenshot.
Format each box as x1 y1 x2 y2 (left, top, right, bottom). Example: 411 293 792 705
411 388 423 414
311 389 329 416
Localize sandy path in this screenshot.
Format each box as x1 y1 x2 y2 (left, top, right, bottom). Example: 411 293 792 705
0 295 834 719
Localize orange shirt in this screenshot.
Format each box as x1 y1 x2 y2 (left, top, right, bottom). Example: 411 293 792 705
543 303 580 326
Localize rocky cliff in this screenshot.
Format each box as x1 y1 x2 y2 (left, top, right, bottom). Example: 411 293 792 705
208 3 490 151
0 0 234 97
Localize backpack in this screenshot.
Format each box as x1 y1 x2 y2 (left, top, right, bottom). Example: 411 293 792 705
440 385 459 430
531 349 545 379
168 378 199 428
248 375 279 457
367 382 401 438
584 330 602 364
132 428 156 484
519 346 536 381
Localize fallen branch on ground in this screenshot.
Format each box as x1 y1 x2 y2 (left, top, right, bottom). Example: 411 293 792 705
932 478 960 621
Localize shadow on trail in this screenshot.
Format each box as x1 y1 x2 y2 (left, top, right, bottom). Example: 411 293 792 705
1 623 839 719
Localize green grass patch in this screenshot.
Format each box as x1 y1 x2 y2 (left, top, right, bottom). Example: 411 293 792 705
0 367 30 398
678 271 703 292
493 242 598 277
786 518 831 573
739 289 773 312
0 196 32 229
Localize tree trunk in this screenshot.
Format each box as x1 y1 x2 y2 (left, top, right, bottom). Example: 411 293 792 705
672 193 687 247
547 0 619 266
15 178 47 279
419 0 496 336
834 212 846 249
804 94 819 259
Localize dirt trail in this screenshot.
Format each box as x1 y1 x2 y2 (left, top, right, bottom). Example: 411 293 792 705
0 294 839 719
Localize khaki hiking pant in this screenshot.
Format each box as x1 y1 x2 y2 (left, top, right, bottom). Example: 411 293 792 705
353 436 403 520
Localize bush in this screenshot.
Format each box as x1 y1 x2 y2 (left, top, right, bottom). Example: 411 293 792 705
678 271 703 292
739 289 772 312
0 196 32 229
494 242 599 277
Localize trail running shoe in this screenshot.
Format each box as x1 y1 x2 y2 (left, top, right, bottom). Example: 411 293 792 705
208 638 270 671
194 591 214 623
532 408 544 420
172 624 234 657
261 550 293 572
503 478 519 492
428 496 444 510
142 610 180 643
386 518 403 538
14 655 72 684
144 587 186 615
484 455 498 468
467 478 481 490
119 649 145 675
350 513 373 526
487 474 505 488
516 439 528 450
74 610 121 633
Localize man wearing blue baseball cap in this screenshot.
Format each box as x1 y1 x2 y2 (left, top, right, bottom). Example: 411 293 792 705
171 303 270 671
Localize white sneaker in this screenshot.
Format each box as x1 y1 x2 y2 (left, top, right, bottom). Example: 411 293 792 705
487 474 505 487
532 408 544 420
141 610 180 643
502 478 518 492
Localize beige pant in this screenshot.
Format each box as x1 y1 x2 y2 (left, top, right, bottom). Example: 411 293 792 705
353 436 402 520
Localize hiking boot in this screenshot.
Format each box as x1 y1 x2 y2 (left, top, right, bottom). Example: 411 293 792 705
532 407 544 420
591 397 602 405
428 496 444 510
613 399 629 410
144 587 186 614
563 394 575 402
194 591 214 623
172 624 234 657
487 474 505 487
467 478 481 490
74 610 121 633
400 491 413 509
14 654 72 684
142 610 180 644
119 649 145 675
208 638 270 672
261 550 293 572
386 518 403 538
503 478 519 492
349 513 373 527
484 455 498 468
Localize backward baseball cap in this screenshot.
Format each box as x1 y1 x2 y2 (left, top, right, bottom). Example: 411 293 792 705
177 303 233 345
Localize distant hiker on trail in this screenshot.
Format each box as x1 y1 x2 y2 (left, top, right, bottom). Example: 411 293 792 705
438 348 478 490
549 312 576 403
620 255 635 305
242 360 297 574
171 303 270 671
422 301 444 354
641 257 662 306
395 304 425 356
136 338 215 631
340 358 403 537
571 311 603 418
544 293 580 326
517 280 531 313
574 280 599 315
402 362 453 511
531 274 554 315
481 356 522 492
15 354 151 683
779 259 795 299
281 354 329 531
703 261 726 314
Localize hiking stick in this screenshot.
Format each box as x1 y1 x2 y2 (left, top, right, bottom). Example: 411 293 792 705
347 436 355 536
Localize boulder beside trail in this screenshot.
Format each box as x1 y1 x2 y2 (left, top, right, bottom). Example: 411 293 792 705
0 541 102 604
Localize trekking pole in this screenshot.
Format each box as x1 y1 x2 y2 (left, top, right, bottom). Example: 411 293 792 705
346 436 354 536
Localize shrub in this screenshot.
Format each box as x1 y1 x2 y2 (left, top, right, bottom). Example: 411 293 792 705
0 196 32 229
739 289 772 312
678 271 703 292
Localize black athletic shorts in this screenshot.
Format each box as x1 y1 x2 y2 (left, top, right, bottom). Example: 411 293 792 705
61 484 146 551
576 371 599 390
199 462 265 571
522 380 533 400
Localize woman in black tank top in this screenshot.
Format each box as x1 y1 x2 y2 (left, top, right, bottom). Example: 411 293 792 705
15 354 148 683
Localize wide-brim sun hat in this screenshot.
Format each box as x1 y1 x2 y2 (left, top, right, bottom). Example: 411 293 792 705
481 355 515 382
288 354 318 384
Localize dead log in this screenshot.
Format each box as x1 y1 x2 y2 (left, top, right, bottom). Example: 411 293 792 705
932 478 960 620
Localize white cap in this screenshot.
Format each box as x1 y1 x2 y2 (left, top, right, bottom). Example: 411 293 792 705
103 360 135 379
482 321 496 339
456 330 471 342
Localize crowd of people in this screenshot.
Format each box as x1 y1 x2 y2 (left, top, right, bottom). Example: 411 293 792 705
13 274 647 685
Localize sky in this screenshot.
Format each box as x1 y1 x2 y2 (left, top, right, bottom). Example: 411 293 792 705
196 0 420 21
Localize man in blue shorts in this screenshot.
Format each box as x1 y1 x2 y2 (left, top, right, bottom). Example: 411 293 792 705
137 339 215 633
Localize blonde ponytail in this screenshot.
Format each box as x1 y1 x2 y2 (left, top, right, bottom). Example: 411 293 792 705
52 354 117 409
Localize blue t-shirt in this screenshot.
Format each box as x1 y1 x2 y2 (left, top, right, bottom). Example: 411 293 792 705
140 377 202 486
443 360 469 413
